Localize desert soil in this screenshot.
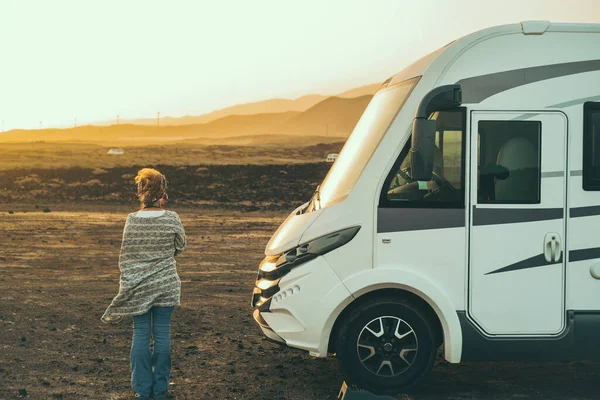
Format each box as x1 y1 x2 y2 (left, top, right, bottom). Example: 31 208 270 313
0 164 330 213
0 209 598 400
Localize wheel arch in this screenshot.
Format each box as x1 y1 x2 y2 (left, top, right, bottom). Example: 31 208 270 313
326 268 463 363
328 288 443 352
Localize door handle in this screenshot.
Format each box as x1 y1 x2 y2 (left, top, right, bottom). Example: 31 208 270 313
544 233 562 263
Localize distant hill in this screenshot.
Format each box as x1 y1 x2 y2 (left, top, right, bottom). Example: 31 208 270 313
93 82 380 127
187 111 300 136
181 134 345 147
103 94 327 127
0 82 380 145
337 83 381 98
281 95 373 136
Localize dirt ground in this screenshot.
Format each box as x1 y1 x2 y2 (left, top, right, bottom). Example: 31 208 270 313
0 164 330 213
1 209 598 400
0 142 344 171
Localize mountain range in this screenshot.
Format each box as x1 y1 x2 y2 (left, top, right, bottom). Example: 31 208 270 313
0 83 380 145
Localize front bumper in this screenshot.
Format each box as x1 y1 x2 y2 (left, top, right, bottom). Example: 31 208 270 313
252 309 286 344
250 255 353 357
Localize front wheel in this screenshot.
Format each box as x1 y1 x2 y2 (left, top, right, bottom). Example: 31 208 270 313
335 297 438 395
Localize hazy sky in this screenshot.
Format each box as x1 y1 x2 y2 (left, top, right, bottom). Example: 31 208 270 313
1 0 599 130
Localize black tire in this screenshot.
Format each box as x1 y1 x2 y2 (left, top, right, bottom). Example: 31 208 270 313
335 296 438 395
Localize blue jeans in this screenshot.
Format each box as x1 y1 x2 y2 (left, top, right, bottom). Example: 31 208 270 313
131 306 174 398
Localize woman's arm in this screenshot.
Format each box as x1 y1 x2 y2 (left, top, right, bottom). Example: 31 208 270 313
174 214 186 257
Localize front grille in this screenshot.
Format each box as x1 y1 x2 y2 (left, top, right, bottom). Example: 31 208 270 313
251 249 316 311
251 287 274 311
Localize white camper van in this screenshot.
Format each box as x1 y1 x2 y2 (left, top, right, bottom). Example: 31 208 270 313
251 21 600 394
326 153 339 163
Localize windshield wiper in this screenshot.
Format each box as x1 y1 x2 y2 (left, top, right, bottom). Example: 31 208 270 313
314 185 321 210
303 184 321 214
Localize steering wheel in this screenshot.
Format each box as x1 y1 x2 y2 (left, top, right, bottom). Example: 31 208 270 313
423 172 458 200
395 167 450 190
387 168 457 202
430 171 450 189
395 168 412 184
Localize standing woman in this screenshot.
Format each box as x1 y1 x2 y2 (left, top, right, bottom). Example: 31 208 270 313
102 168 186 399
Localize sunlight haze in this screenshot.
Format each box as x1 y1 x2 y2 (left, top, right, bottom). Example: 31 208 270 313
1 0 599 130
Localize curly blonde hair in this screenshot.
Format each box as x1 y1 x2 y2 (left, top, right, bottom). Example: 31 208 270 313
135 168 168 209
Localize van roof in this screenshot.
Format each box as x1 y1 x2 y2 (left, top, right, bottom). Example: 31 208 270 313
384 21 600 88
530 21 600 34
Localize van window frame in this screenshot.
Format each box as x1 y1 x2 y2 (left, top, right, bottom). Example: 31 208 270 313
583 101 600 191
378 107 467 209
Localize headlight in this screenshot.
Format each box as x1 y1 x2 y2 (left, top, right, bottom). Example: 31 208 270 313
258 226 360 280
260 260 277 272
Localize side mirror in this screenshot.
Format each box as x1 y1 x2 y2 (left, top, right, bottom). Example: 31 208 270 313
410 85 462 181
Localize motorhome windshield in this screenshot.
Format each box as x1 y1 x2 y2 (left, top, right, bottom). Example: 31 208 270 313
317 77 420 208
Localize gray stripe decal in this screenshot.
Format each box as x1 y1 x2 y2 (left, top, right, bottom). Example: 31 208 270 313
570 205 600 218
549 95 600 109
509 96 600 121
473 206 563 226
570 170 583 177
511 113 540 120
379 205 599 233
541 171 564 178
569 247 600 262
486 254 559 275
457 59 600 103
377 207 464 233
487 247 600 275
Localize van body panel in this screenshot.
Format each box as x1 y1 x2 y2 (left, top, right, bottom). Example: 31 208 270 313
265 255 353 356
303 198 374 281
264 202 322 256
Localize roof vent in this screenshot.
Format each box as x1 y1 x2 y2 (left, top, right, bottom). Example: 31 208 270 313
521 20 551 35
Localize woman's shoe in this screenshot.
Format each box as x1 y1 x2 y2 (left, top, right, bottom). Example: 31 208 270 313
134 393 149 400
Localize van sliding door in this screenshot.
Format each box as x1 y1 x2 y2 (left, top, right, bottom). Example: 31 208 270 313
468 111 567 336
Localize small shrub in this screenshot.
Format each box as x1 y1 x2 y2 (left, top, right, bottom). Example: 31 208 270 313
15 175 41 186
43 207 51 213
92 168 108 175
84 179 102 187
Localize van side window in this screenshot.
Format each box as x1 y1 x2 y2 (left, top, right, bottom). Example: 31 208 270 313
477 120 541 204
380 108 465 208
583 102 600 191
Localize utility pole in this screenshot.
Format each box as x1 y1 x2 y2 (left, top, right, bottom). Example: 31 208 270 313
157 112 160 127
116 114 120 125
39 120 43 130
74 117 77 128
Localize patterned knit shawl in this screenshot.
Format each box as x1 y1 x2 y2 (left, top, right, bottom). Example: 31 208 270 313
101 210 186 323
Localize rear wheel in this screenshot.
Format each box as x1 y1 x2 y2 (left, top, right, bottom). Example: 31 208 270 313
335 297 438 395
